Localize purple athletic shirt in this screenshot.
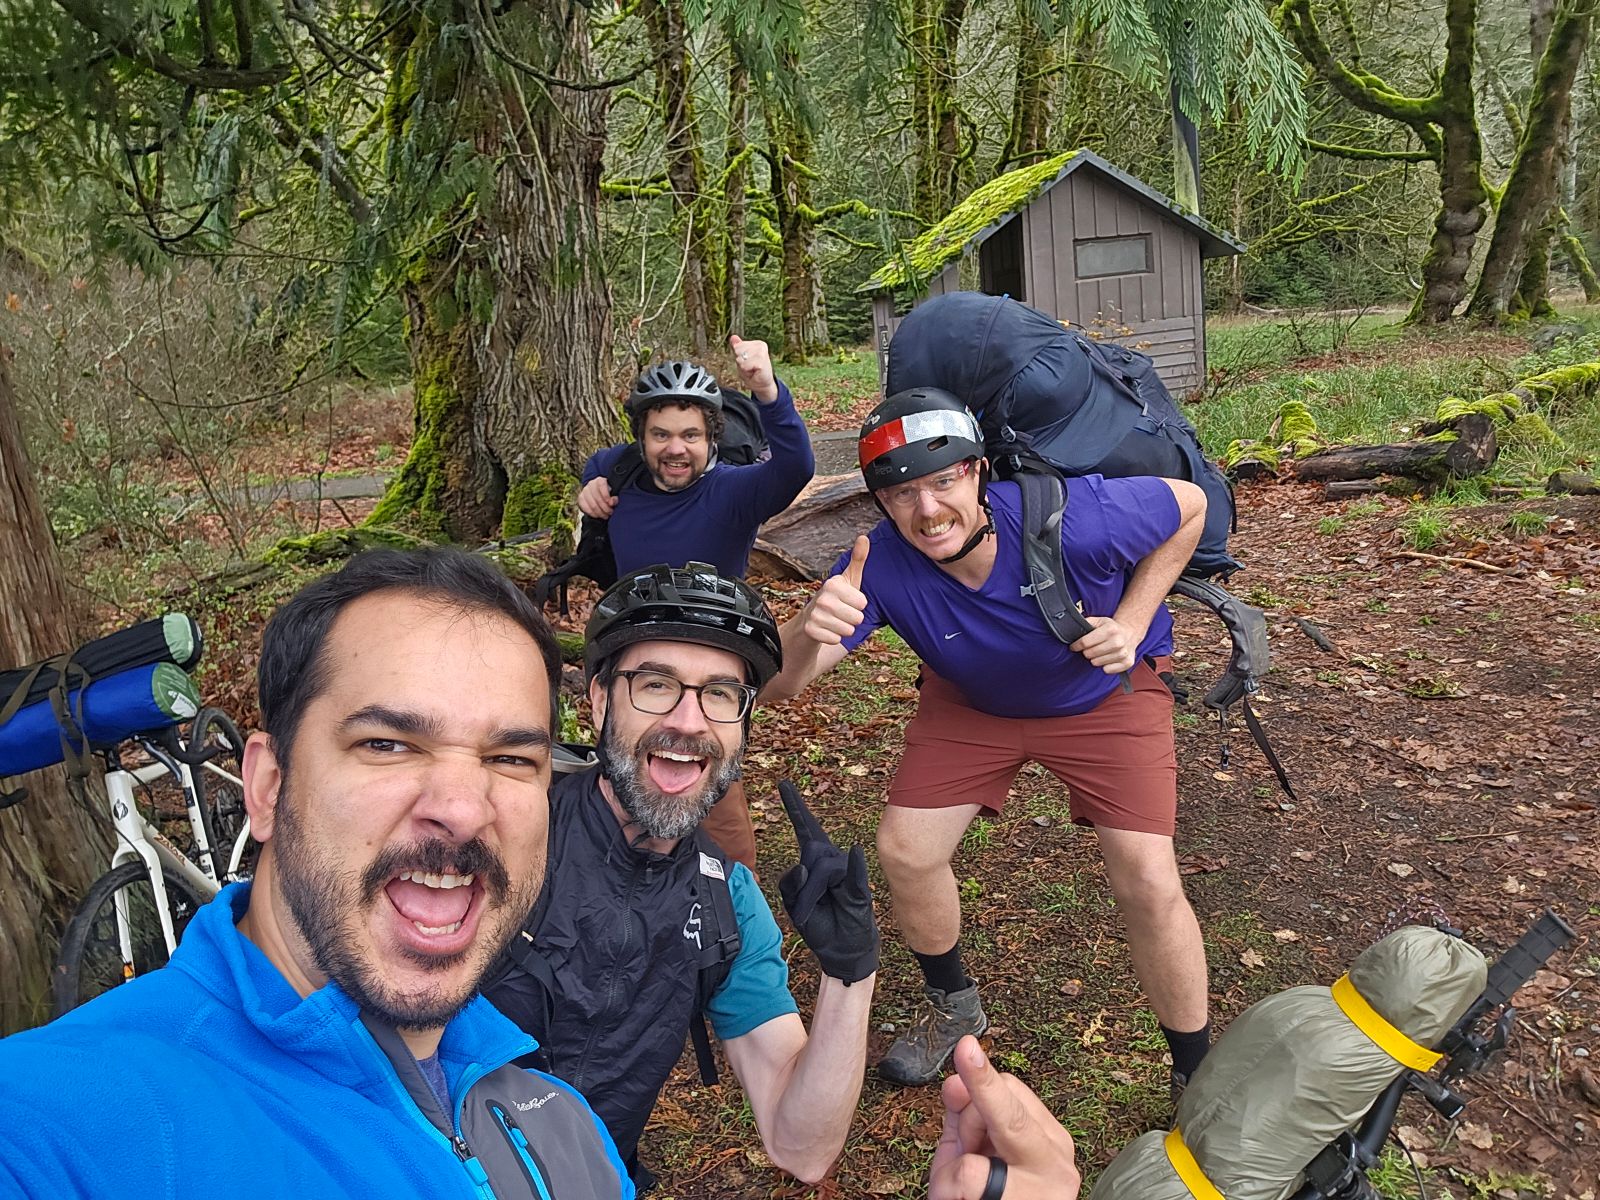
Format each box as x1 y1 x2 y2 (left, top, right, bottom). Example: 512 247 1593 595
582 380 814 577
831 477 1181 718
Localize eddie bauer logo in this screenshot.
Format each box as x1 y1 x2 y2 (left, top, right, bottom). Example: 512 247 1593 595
514 1091 560 1112
683 901 703 950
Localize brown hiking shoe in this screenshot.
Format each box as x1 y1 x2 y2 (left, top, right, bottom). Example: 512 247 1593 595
878 981 988 1086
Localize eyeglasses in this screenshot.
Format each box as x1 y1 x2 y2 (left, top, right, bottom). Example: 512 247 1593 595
880 460 975 510
614 670 757 723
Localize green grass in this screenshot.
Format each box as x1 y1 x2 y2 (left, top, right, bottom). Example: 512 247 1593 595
780 351 880 419
1205 313 1401 375
1400 509 1449 550
1194 312 1600 485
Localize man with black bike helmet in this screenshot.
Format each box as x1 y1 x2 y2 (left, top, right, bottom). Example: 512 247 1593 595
483 562 878 1191
766 387 1214 1100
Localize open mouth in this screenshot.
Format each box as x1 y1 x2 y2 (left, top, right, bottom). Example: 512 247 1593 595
918 517 956 541
646 749 709 795
383 868 484 944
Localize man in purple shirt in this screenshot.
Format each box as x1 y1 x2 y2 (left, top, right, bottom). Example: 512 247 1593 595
765 387 1213 1098
576 338 815 868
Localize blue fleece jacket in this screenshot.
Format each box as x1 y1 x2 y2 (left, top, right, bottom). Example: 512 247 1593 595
581 380 814 576
0 885 632 1200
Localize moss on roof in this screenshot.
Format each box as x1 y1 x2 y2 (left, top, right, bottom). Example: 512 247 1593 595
862 151 1079 293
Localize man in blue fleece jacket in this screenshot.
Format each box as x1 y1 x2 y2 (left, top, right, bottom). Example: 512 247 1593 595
0 549 632 1200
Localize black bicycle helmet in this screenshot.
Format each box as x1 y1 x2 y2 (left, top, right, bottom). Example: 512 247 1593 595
585 562 783 688
858 387 985 492
627 361 723 421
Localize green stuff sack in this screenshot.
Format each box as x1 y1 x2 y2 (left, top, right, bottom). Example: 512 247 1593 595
1089 927 1487 1200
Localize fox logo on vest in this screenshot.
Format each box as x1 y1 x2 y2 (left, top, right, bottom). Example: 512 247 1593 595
683 901 703 950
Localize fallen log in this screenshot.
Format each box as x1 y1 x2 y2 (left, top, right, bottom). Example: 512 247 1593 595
1320 478 1423 501
754 472 878 580
1547 470 1599 495
1294 414 1497 485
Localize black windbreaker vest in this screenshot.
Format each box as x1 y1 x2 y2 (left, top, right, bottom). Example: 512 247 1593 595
481 769 740 1169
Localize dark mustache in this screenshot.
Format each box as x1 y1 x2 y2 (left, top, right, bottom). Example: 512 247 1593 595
362 838 510 905
640 729 723 764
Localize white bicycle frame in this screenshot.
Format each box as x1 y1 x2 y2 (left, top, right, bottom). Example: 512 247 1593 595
102 743 251 968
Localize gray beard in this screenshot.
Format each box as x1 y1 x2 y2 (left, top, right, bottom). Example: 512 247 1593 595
597 710 742 841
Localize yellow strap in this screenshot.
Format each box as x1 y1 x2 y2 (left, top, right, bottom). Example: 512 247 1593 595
1330 974 1443 1072
1164 1128 1225 1200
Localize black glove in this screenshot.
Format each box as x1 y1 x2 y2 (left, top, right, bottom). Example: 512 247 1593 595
776 780 880 985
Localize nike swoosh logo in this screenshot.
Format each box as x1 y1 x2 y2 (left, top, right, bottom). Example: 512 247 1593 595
944 632 962 640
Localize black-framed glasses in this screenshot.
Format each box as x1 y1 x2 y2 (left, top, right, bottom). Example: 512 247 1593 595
614 669 757 723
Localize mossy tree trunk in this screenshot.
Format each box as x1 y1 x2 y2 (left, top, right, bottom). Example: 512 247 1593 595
1280 0 1486 323
766 71 830 365
0 345 108 1033
369 7 615 544
1468 0 1593 321
722 59 750 339
909 0 970 223
996 0 1055 173
643 0 719 356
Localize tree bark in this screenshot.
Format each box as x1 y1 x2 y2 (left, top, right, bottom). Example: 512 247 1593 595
766 78 830 364
368 6 615 545
910 0 970 222
1411 0 1487 322
1468 0 1593 320
1280 0 1487 323
642 0 718 355
0 345 107 1034
722 58 749 338
996 0 1055 173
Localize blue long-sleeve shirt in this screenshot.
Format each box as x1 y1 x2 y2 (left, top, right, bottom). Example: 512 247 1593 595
581 380 815 577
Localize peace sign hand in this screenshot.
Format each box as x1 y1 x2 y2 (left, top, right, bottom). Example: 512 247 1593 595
776 780 880 985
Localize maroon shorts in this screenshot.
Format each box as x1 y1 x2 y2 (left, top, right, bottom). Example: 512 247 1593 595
886 658 1178 836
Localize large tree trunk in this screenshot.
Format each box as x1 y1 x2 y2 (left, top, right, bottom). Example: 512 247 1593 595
766 82 830 364
997 0 1055 173
721 59 749 338
1279 0 1487 323
643 0 718 355
1467 0 1593 320
1411 0 1488 322
910 0 969 222
0 345 107 1033
369 6 615 544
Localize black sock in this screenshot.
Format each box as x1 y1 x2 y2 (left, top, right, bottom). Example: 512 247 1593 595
912 943 968 994
1162 1022 1212 1079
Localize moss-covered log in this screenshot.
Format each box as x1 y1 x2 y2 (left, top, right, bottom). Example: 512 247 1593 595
368 7 616 543
1466 1 1594 321
1294 413 1498 483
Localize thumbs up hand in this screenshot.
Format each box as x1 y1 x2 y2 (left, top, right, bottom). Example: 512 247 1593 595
804 535 870 646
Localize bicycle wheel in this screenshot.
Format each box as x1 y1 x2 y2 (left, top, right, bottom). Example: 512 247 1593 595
187 706 254 881
52 861 209 1017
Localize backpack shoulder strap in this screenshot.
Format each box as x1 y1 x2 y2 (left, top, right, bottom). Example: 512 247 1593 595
1015 469 1094 646
685 839 743 1086
606 443 646 493
1166 577 1296 800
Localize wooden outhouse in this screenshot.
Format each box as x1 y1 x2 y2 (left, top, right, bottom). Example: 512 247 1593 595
862 149 1244 395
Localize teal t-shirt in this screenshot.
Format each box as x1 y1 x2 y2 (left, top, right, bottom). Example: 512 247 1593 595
703 864 800 1040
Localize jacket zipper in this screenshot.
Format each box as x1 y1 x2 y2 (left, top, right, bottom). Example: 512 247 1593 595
489 1102 555 1200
